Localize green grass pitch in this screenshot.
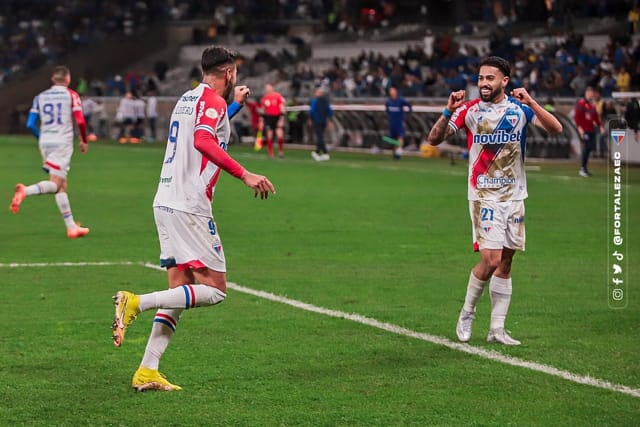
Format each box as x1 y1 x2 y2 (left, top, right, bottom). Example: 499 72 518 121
0 136 638 426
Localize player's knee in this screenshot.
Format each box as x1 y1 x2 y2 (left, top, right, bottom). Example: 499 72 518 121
203 285 226 305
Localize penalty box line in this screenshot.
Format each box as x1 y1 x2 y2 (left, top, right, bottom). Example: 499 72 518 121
1 260 638 399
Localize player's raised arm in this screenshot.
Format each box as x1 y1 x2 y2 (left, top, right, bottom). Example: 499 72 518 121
228 85 251 119
511 88 563 135
427 90 465 145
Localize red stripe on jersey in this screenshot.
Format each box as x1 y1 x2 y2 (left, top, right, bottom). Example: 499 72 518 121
205 168 222 201
469 144 504 189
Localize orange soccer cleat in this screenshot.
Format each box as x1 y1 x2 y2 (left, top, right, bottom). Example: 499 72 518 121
10 183 26 214
67 223 90 238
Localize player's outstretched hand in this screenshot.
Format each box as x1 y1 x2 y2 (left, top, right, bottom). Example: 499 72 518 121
511 88 533 105
241 171 276 200
80 141 88 153
447 90 465 112
234 85 251 105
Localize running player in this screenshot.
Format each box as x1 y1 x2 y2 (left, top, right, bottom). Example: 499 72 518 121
385 86 412 159
427 56 563 345
10 65 90 239
260 83 286 158
111 45 276 391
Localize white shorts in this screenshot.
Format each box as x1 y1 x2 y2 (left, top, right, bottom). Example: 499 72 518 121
40 143 72 178
469 199 526 251
154 206 226 272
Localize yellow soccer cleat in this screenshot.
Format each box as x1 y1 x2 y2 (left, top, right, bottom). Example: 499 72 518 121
112 291 140 347
132 366 183 392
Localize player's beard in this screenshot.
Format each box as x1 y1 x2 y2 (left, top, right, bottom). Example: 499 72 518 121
480 85 503 103
222 77 236 100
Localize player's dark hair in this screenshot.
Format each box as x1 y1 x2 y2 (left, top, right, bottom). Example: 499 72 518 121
51 65 70 83
201 46 238 75
480 56 511 78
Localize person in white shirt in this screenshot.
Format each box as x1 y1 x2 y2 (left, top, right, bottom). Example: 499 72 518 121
111 45 276 391
11 65 90 238
146 90 158 142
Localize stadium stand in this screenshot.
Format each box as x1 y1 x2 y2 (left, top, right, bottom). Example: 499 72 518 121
1 1 637 158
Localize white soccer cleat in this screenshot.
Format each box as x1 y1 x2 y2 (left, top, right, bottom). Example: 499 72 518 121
487 328 521 346
456 309 475 343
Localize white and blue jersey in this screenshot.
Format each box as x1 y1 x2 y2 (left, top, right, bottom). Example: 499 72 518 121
449 96 535 202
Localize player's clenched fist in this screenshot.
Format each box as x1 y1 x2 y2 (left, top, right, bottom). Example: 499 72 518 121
447 90 466 112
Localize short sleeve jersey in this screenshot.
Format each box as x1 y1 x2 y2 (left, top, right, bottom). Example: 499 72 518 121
261 92 285 116
153 83 231 217
449 96 535 201
30 85 83 146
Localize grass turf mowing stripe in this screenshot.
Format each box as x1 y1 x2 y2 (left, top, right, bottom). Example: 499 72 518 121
3 260 638 399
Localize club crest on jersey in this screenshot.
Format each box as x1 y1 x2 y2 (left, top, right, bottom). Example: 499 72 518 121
506 114 519 127
205 108 218 119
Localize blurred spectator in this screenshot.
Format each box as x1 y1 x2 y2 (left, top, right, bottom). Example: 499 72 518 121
82 95 98 141
145 90 158 142
624 97 640 142
116 91 137 143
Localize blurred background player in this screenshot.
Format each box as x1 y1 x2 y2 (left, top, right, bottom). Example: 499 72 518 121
309 86 333 161
81 95 98 141
146 89 158 142
260 83 286 158
116 90 137 143
385 86 412 159
428 56 563 346
111 45 276 392
573 86 604 177
11 65 90 238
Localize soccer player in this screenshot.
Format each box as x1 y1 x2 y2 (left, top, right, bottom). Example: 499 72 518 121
10 65 90 239
260 83 286 158
111 45 276 392
385 86 412 159
427 56 563 345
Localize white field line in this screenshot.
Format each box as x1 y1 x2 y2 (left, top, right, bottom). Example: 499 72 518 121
2 260 638 399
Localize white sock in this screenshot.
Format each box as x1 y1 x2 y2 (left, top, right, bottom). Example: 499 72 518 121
138 284 226 311
462 271 488 313
140 309 183 370
26 180 57 196
54 192 76 228
489 276 512 330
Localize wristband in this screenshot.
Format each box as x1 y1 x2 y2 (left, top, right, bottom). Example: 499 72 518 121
442 108 452 118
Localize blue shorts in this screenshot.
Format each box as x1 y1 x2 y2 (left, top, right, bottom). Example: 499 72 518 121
389 124 405 139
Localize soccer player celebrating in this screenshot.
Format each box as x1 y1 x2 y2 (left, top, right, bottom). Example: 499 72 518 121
10 65 90 238
112 45 276 391
427 56 562 345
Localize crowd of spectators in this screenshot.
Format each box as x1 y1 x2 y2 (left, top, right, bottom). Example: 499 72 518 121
0 0 171 86
287 29 640 100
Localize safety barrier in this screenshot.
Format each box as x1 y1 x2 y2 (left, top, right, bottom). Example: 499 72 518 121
288 104 575 158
